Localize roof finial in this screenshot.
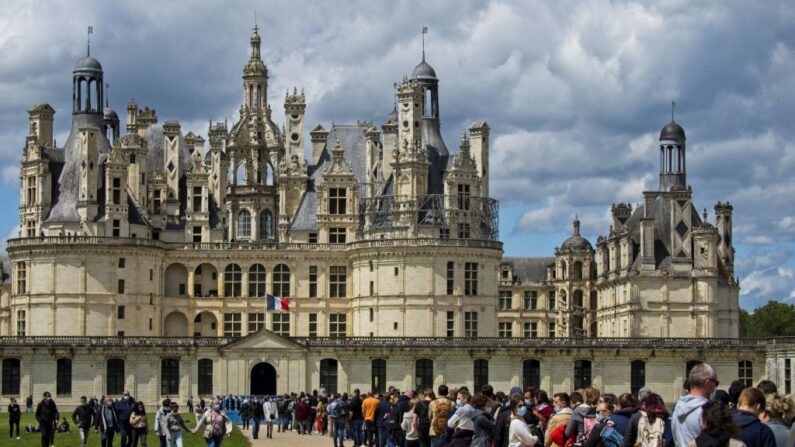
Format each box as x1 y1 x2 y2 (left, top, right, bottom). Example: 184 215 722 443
87 25 93 57
421 26 428 62
254 9 258 32
671 100 676 122
105 83 109 108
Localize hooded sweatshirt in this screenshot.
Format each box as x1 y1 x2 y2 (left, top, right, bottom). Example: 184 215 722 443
564 404 595 439
671 395 708 447
687 429 746 447
731 410 776 447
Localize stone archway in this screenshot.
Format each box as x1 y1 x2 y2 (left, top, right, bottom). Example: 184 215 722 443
163 311 188 336
250 362 277 396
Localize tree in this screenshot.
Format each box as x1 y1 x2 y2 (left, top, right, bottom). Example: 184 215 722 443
740 301 795 337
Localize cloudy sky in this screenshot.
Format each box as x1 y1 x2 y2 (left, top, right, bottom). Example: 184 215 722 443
0 0 793 310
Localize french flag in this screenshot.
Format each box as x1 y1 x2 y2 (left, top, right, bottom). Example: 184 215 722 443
266 294 290 312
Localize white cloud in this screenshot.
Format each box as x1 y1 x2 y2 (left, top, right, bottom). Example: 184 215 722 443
0 224 19 255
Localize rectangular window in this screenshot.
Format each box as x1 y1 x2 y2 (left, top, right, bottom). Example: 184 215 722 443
457 184 471 210
117 331 124 337
446 262 454 295
785 359 792 394
56 358 72 396
738 361 753 388
548 291 556 310
308 232 318 243
150 269 153 281
369 308 374 322
192 186 202 211
329 227 346 244
464 311 478 337
458 223 470 239
328 188 347 215
308 313 318 337
329 313 347 337
464 262 478 296
112 177 121 205
524 322 538 338
117 306 125 319
439 228 450 239
223 313 242 337
26 220 35 237
272 314 290 336
248 313 265 334
15 262 26 295
112 219 120 237
548 322 556 338
330 266 347 298
446 311 455 337
118 279 125 294
498 322 512 337
630 360 646 396
524 291 538 310
193 226 202 243
2 359 21 395
16 310 26 336
118 258 126 268
197 359 213 396
309 266 318 298
498 291 512 310
369 281 374 296
160 358 180 396
153 196 161 214
26 176 36 206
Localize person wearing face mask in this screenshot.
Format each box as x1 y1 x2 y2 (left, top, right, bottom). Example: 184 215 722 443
446 390 475 447
35 391 59 447
545 393 573 447
165 402 191 447
129 401 148 447
154 399 172 447
97 397 119 447
72 396 95 447
9 397 22 440
508 396 538 447
114 390 136 447
581 398 624 447
192 399 232 447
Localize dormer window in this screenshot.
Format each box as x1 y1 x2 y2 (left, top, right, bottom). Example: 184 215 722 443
329 188 347 215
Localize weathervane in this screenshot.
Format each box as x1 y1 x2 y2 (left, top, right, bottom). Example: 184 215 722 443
671 100 676 121
87 26 93 56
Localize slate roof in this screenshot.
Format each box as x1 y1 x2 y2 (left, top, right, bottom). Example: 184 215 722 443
504 256 554 285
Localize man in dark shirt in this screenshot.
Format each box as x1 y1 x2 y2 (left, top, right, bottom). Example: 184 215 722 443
349 389 364 447
113 389 135 447
8 397 21 439
375 394 392 447
35 391 59 447
72 396 94 447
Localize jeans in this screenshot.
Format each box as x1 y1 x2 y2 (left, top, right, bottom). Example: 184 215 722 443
334 419 346 447
252 417 261 439
429 437 441 447
119 424 133 447
364 420 377 446
242 417 249 430
378 424 389 447
40 422 54 447
205 434 224 447
158 435 167 447
131 427 148 447
10 420 20 438
167 431 183 447
102 427 116 447
78 426 90 447
350 419 363 446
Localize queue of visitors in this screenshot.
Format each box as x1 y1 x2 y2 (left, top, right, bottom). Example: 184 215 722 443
5 362 795 447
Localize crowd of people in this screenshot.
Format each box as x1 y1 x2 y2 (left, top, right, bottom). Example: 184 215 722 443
5 361 795 447
8 390 233 447
244 362 795 447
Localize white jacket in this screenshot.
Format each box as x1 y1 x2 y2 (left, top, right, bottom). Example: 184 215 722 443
264 401 278 421
508 416 538 447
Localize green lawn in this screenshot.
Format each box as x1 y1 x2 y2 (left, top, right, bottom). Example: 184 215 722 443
0 412 250 447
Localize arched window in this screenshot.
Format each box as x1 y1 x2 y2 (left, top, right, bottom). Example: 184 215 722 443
259 210 273 239
15 262 26 294
560 261 567 279
273 264 290 298
573 290 584 308
522 359 540 390
573 261 583 280
107 358 125 395
415 359 433 390
248 264 266 297
198 359 213 396
2 358 21 395
320 359 338 395
161 358 180 395
574 360 592 390
224 264 242 297
237 210 251 238
371 359 387 394
474 359 489 391
56 358 72 396
630 360 645 396
738 361 753 388
590 291 598 310
235 162 246 186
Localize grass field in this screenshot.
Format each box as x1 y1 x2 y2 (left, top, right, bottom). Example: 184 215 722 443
0 412 251 447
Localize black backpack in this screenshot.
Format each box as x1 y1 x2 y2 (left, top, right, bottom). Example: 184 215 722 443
387 404 402 431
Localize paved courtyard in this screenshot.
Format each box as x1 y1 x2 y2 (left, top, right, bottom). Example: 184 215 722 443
240 426 335 447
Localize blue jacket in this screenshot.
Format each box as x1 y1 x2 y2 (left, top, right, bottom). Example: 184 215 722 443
731 409 776 447
611 408 635 438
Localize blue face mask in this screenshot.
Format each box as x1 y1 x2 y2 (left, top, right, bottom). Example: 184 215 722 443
596 414 607 423
455 399 462 408
518 406 528 417
524 399 532 407
553 407 561 414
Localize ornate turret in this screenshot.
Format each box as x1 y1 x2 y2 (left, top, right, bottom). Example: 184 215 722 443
658 104 687 191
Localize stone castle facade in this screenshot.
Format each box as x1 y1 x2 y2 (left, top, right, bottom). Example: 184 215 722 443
0 28 785 408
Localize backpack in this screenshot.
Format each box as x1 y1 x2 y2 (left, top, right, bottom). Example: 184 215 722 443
210 412 226 436
635 411 664 447
334 401 348 421
387 404 402 431
600 422 624 447
277 399 287 413
431 398 451 435
573 415 598 446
